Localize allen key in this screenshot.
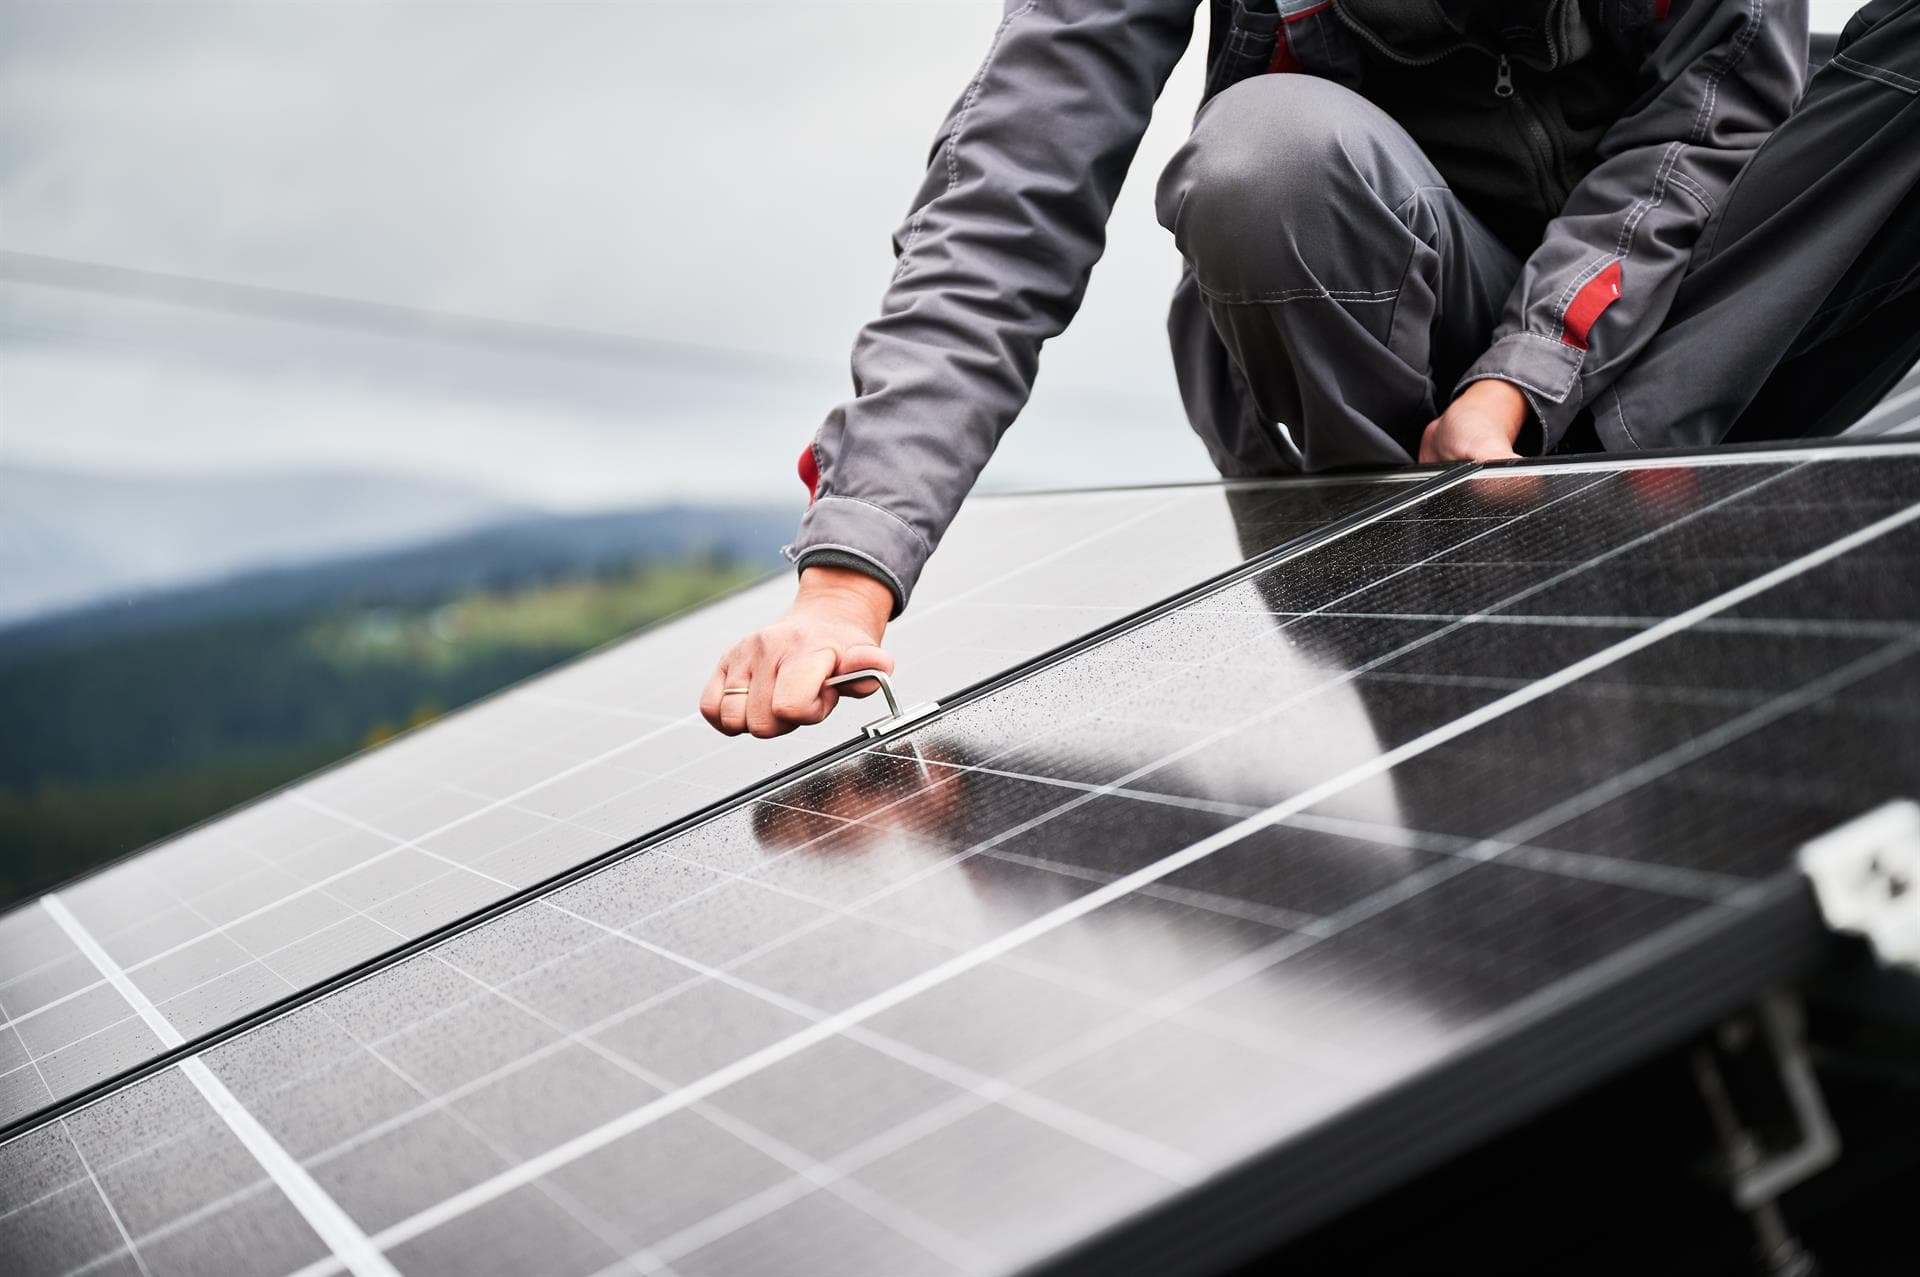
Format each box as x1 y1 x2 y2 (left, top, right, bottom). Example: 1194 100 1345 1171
825 668 940 741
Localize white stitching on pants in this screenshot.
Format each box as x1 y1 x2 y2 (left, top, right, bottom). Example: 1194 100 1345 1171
1830 51 1920 95
1199 182 1453 308
1609 385 1642 449
1198 284 1401 305
1386 185 1443 379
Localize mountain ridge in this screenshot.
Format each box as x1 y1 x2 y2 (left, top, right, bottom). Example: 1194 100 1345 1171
0 463 537 624
0 492 791 656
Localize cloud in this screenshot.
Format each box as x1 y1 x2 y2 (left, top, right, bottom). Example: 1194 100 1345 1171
0 1 1215 502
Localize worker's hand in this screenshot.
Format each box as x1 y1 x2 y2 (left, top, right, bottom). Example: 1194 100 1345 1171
700 564 894 738
1419 379 1528 464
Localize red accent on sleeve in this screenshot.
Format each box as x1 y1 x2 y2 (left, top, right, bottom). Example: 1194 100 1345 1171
1654 0 1672 19
1562 261 1623 351
797 443 821 506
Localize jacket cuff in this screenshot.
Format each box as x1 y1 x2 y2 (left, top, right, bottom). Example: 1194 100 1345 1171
1457 333 1588 454
790 548 906 619
786 494 929 618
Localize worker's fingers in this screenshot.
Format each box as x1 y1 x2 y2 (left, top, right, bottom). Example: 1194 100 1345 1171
831 644 895 698
1460 428 1520 463
717 652 755 736
698 662 730 730
1417 419 1443 465
771 648 840 727
745 650 787 738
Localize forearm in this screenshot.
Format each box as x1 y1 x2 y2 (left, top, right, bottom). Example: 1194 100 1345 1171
795 564 894 640
791 0 1198 611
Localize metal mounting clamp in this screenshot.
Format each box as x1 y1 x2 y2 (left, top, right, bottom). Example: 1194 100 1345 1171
1798 799 1920 970
1691 994 1838 1276
825 668 940 740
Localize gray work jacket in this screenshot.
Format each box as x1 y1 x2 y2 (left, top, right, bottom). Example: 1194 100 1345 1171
790 0 1808 615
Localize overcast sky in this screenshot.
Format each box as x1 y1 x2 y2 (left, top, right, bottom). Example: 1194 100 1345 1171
0 1 1866 508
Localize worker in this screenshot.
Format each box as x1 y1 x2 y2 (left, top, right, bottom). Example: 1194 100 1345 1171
703 0 1920 739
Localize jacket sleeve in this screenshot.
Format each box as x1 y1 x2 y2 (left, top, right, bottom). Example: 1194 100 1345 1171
1457 0 1808 451
788 0 1199 615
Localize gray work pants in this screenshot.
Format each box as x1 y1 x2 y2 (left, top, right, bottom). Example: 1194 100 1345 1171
1157 0 1920 468
1604 0 1920 448
1157 74 1521 472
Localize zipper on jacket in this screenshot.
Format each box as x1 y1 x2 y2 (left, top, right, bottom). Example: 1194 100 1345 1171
1495 53 1570 213
1494 53 1515 98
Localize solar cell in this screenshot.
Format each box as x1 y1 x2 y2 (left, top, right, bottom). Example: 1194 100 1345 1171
0 475 1422 1132
2 443 1911 1276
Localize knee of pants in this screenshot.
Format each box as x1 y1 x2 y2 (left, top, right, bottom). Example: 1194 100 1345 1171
1156 75 1432 298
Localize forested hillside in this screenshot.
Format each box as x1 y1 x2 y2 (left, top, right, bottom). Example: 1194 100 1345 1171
0 510 780 906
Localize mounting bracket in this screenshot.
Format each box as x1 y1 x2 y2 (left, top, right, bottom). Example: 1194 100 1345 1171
1692 994 1840 1277
1798 799 1920 970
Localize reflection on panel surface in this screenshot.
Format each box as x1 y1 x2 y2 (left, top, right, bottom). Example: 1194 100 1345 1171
2 446 1913 1276
0 476 1411 1130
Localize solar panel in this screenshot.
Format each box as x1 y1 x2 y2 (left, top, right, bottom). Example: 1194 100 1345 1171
2 443 1911 1276
0 474 1421 1132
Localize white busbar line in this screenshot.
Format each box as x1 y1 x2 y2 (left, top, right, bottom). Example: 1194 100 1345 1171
38 899 187 1051
38 896 399 1277
359 495 1920 1256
